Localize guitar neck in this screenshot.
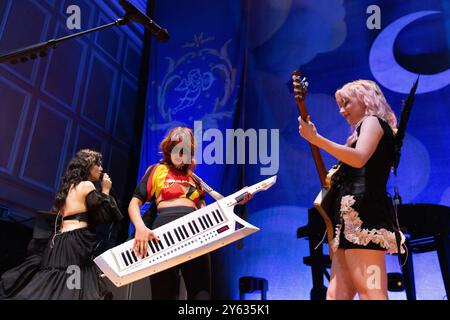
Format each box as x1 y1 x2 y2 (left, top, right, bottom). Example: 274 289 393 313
309 144 328 187
296 98 328 188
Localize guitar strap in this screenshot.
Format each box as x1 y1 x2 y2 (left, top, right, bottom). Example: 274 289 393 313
191 173 224 201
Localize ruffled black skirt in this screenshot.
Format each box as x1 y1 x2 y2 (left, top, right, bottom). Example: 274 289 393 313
0 227 112 300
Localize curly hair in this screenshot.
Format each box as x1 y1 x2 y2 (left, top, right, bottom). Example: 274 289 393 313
160 127 196 173
335 80 397 130
51 149 102 213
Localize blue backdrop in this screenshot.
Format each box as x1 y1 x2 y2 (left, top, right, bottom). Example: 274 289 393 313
140 0 450 299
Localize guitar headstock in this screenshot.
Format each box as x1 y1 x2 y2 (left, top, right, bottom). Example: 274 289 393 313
292 70 309 102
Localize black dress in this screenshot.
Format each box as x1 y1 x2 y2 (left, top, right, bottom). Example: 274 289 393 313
0 190 123 300
330 117 406 254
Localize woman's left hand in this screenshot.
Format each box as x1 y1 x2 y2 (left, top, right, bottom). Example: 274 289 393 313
298 115 319 144
101 173 112 194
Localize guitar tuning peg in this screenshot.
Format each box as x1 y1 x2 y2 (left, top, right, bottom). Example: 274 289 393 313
305 82 309 87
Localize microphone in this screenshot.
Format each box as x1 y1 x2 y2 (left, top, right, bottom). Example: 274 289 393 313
118 0 169 42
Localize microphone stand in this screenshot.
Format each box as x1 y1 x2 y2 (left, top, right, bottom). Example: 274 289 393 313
0 17 130 64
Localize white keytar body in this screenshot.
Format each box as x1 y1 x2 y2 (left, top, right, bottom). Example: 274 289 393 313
94 176 277 287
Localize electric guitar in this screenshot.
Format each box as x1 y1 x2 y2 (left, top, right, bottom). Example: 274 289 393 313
292 70 340 260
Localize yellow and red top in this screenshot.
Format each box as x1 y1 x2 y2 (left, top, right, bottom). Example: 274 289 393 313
133 164 205 206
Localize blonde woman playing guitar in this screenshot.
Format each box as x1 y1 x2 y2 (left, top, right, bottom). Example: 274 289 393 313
294 72 405 300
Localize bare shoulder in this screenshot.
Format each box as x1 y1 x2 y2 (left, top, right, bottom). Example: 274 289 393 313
360 116 383 134
77 181 96 194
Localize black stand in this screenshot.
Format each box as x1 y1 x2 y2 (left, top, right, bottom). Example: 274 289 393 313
401 238 417 300
401 234 450 300
239 276 269 300
0 17 130 64
297 207 330 300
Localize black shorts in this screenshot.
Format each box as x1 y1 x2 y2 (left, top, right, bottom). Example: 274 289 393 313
152 206 196 228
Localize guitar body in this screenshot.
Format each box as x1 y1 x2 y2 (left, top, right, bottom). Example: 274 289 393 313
314 165 340 259
313 188 335 256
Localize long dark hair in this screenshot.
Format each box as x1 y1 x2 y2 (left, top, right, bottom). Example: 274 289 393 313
51 149 102 213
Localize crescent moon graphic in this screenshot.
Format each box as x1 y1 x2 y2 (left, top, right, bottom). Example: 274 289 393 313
369 11 450 94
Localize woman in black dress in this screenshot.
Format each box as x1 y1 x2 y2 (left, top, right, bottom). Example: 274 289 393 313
298 80 406 300
0 149 123 300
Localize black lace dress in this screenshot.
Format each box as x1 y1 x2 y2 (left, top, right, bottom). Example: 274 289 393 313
330 117 406 254
0 190 123 300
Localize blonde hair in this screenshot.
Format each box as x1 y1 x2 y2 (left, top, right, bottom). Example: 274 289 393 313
335 80 397 131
